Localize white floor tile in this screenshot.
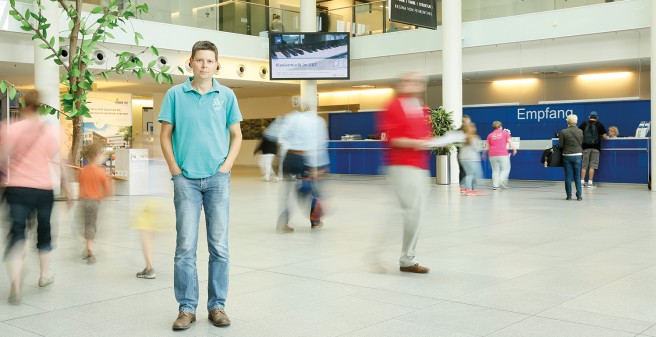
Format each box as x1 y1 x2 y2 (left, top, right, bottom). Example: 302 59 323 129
487 317 637 337
396 301 528 336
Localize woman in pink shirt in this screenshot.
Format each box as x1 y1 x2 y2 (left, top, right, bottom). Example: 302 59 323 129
486 121 517 190
1 90 69 305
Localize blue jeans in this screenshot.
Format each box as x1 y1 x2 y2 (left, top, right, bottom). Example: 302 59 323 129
172 171 230 313
563 155 582 198
460 160 482 190
4 187 54 257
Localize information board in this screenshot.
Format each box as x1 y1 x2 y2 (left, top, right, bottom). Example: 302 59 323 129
389 0 437 30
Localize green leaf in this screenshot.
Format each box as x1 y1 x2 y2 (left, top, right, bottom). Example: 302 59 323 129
148 60 156 68
134 32 143 40
161 65 170 73
79 81 92 90
91 6 103 14
68 20 74 30
177 66 184 74
9 0 15 7
9 86 17 100
155 72 163 84
20 25 32 32
106 32 114 39
150 46 159 56
0 80 7 93
101 72 109 80
49 36 54 46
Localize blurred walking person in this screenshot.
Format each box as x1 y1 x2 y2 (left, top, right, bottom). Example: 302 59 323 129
276 101 329 233
254 117 284 181
78 141 113 264
377 73 431 273
1 90 70 305
459 122 484 196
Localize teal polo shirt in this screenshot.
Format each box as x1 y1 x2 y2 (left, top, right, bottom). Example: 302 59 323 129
158 78 243 179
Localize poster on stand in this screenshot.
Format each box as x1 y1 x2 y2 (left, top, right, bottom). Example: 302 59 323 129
83 92 132 149
389 0 437 30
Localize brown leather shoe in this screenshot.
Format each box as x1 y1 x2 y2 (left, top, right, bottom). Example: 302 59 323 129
208 308 231 327
400 263 430 273
172 311 196 330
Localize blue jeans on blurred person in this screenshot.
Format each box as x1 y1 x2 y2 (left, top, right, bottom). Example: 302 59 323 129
173 171 230 314
563 155 582 198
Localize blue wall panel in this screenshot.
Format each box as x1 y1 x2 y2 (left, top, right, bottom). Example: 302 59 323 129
328 100 650 140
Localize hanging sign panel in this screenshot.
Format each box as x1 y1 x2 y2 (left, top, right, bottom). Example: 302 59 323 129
389 0 437 30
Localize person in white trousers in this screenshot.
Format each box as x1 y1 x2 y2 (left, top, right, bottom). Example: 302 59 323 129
486 121 517 190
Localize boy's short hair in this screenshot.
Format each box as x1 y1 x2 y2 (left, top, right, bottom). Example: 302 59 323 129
22 90 41 111
492 121 503 129
191 41 218 60
82 142 105 162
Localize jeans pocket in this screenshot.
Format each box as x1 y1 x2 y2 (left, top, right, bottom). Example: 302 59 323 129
171 174 183 181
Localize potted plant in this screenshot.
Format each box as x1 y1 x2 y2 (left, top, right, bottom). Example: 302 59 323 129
427 107 456 184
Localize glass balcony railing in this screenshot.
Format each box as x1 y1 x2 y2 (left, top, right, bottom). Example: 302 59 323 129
462 0 627 22
5 0 632 38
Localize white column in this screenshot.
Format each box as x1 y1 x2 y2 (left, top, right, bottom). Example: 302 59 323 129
442 0 462 184
299 0 317 110
34 0 60 125
651 0 656 191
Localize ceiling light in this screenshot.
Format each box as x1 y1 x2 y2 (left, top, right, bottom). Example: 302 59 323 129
318 88 393 97
578 71 631 80
493 78 538 85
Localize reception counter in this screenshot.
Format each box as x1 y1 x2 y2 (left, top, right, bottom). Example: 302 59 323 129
328 138 651 184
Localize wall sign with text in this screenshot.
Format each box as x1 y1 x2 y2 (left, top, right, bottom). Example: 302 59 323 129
389 0 437 30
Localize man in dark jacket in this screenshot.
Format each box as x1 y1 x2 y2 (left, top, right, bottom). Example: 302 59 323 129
578 111 607 188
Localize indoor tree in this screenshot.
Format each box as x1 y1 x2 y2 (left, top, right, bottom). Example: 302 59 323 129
0 0 181 164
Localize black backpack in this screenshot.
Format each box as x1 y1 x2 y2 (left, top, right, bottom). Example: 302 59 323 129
583 122 599 146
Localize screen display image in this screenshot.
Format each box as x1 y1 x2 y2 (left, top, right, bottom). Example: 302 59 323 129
269 32 350 80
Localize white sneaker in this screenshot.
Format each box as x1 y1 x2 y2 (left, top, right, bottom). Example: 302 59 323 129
587 183 596 189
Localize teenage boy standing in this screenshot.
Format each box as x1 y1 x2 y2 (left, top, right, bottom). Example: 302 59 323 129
159 41 243 330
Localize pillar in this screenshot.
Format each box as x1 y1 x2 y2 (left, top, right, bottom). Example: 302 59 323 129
442 0 463 184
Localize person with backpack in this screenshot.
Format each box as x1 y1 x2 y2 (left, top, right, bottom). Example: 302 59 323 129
578 111 607 188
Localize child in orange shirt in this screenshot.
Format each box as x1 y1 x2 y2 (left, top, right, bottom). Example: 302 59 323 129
79 142 113 263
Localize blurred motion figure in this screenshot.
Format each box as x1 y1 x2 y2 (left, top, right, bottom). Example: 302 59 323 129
377 73 431 274
1 90 70 305
78 141 113 264
276 100 329 233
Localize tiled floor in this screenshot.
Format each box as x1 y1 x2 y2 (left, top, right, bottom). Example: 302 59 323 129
1 165 655 336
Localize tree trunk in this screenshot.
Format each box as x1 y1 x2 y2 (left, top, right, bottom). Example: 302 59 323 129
71 116 82 166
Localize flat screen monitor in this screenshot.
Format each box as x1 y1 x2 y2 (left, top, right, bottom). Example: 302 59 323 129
269 32 350 80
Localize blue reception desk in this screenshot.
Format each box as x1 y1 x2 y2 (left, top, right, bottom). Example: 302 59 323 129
328 138 651 184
